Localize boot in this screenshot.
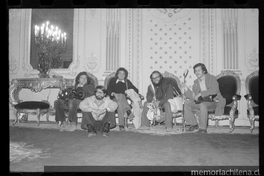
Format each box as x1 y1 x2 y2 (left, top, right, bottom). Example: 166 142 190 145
87 124 97 137
101 122 111 137
59 121 67 132
66 122 77 132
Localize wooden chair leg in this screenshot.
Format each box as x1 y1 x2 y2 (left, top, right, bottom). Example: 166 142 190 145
13 110 20 125
36 108 40 126
215 120 219 128
249 116 255 133
229 117 235 133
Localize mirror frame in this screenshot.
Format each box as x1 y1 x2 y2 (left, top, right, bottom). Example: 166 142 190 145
22 9 80 78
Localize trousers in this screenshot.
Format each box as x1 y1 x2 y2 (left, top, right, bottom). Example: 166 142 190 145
81 111 116 132
54 99 81 123
184 99 217 130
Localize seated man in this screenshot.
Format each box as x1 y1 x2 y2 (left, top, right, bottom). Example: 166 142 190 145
54 71 95 132
182 63 226 134
139 70 182 130
106 67 139 131
79 85 118 137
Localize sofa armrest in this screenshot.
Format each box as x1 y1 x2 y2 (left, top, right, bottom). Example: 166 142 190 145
244 94 252 100
232 94 241 101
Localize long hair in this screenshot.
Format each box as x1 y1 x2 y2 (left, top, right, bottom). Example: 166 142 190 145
115 67 128 79
74 71 93 87
193 63 208 74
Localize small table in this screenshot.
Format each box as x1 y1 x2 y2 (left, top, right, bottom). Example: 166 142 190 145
9 78 74 126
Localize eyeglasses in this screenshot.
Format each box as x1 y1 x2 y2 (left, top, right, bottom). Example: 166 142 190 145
152 76 160 80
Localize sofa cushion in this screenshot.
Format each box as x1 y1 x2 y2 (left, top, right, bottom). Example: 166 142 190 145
14 101 50 110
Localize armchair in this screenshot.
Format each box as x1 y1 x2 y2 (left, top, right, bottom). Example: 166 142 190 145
162 71 184 128
104 72 144 128
244 70 259 133
208 70 241 133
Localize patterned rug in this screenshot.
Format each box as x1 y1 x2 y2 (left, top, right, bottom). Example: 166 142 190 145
10 141 50 163
111 124 185 136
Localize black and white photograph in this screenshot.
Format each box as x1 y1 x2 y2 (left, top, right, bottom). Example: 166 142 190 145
9 8 259 173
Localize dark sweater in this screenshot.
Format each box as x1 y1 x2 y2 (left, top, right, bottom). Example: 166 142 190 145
146 78 179 106
76 83 96 98
106 77 139 99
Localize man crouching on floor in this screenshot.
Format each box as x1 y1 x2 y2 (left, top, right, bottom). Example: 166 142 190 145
79 85 118 137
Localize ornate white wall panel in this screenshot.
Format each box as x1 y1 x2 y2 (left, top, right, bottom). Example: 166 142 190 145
9 9 21 74
141 9 201 96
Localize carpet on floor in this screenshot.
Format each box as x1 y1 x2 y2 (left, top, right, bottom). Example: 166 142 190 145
9 126 259 172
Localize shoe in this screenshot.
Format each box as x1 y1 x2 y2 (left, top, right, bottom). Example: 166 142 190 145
101 122 111 137
196 129 207 134
185 124 199 131
66 122 77 132
87 124 97 137
87 132 97 137
59 121 67 132
119 125 125 131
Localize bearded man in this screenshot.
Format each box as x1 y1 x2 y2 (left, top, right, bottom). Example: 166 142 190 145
79 85 118 137
139 71 182 130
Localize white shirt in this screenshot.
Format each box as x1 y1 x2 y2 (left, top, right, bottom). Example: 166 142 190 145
79 95 118 120
199 79 207 91
116 79 125 84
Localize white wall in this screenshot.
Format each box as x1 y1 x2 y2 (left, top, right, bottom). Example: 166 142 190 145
9 9 259 126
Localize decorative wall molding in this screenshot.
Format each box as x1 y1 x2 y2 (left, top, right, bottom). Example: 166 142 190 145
200 9 206 65
209 9 215 74
157 9 183 18
105 9 121 72
222 9 239 70
90 9 96 18
246 47 259 70
85 52 100 72
199 9 218 75
9 56 19 74
149 9 191 22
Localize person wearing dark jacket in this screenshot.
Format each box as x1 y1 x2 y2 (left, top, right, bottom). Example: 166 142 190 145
54 71 96 131
139 70 182 130
106 67 139 131
182 63 226 134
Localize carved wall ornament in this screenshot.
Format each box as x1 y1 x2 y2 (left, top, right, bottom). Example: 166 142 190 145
90 9 96 18
86 52 99 72
9 56 18 73
158 9 183 18
149 9 191 22
247 48 259 69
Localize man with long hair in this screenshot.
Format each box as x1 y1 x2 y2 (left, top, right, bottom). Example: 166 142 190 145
54 71 95 131
80 85 118 137
106 67 139 131
182 63 226 133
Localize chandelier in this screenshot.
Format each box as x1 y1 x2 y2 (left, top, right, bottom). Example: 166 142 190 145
34 21 67 78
